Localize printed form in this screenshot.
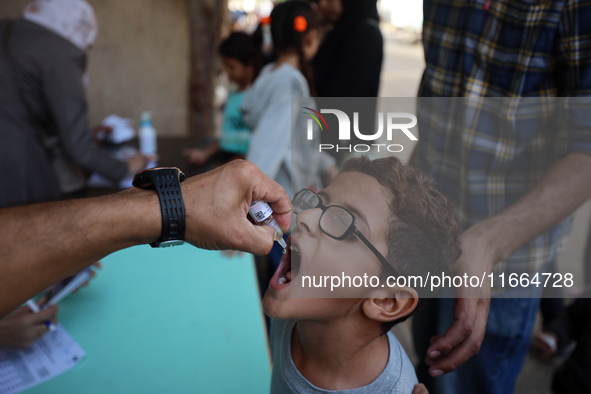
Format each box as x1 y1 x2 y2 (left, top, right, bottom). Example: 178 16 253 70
0 325 85 394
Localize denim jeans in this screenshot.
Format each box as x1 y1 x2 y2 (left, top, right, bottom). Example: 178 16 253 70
434 297 541 394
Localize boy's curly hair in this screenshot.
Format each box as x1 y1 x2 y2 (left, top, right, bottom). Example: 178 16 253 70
342 156 462 330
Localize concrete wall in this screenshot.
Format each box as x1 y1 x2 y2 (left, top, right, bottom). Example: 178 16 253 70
0 0 190 136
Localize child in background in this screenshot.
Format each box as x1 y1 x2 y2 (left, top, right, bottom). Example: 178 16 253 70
242 1 337 292
264 156 461 393
184 32 257 169
241 0 336 199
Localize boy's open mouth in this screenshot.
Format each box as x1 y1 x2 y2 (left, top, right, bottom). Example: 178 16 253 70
273 237 301 288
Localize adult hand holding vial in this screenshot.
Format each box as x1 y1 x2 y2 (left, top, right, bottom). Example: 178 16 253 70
249 200 288 253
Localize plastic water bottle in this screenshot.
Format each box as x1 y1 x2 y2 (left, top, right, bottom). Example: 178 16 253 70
139 111 157 167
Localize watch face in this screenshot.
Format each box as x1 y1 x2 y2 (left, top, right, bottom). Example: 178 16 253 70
132 167 186 189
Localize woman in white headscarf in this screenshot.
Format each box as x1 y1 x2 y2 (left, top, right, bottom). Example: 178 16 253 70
0 0 137 350
0 0 148 207
23 0 98 51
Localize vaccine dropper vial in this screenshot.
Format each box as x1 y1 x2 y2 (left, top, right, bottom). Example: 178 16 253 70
249 200 287 253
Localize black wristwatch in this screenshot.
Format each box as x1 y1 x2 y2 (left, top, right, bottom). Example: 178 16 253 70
132 167 186 248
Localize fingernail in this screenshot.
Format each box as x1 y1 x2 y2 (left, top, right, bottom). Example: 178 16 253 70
429 350 440 358
431 369 444 377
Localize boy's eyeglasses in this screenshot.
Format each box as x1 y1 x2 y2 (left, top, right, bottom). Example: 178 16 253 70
292 189 399 277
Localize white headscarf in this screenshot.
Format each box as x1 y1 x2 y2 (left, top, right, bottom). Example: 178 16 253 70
23 0 98 51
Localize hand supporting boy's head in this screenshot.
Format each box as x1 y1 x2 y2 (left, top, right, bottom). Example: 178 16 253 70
263 156 461 333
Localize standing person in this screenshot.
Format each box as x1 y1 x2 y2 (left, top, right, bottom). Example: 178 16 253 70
312 0 383 161
0 0 149 348
0 0 149 208
184 32 258 170
411 1 591 393
313 0 382 98
242 0 336 201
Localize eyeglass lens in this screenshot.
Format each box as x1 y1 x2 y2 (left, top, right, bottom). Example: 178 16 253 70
321 206 354 238
293 190 320 213
294 191 355 239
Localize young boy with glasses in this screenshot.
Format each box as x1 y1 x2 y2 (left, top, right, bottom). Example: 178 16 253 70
263 156 461 393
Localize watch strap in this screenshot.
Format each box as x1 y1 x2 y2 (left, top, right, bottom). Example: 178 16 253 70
146 169 186 247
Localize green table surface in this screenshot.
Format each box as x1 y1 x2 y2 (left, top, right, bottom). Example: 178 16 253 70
25 245 271 394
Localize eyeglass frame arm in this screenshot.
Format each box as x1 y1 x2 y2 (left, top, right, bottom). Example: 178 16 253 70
353 229 400 278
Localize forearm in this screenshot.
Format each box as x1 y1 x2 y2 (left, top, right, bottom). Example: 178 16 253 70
0 189 160 317
0 160 292 318
473 152 591 268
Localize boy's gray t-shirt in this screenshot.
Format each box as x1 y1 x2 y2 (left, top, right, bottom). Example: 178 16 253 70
270 319 418 394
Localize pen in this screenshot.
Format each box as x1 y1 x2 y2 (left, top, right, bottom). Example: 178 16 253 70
26 299 56 331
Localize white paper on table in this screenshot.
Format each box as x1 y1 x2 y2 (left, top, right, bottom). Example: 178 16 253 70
0 324 85 394
100 114 135 144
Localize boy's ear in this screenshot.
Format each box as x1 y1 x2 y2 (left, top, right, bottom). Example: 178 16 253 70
362 287 419 323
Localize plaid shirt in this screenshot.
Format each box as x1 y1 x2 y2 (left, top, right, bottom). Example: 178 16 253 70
416 0 591 284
